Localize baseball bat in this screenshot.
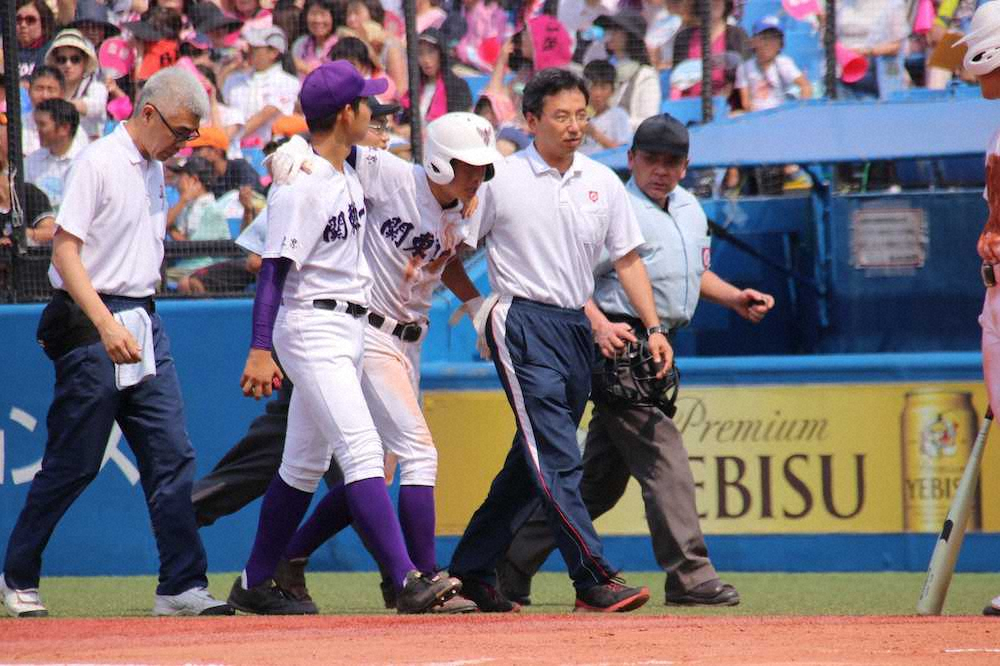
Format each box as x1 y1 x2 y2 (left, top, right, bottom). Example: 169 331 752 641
916 407 993 616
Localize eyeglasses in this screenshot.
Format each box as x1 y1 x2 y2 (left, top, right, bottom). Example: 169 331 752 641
54 54 83 65
16 14 39 25
149 104 200 143
368 122 389 135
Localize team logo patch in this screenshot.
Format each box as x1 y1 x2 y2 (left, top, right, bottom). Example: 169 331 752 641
702 246 711 269
477 126 492 146
588 191 599 202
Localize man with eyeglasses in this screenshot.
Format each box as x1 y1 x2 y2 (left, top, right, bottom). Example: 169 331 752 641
445 68 669 613
0 67 233 619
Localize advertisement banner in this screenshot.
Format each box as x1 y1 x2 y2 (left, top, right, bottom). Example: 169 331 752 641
427 383 1000 536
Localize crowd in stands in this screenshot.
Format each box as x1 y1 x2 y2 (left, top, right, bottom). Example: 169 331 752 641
0 0 985 295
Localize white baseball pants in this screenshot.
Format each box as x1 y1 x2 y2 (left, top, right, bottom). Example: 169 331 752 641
981 286 1000 418
361 326 438 486
274 305 384 492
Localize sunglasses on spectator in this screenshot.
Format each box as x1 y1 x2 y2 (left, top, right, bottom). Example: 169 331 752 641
16 15 39 25
55 54 84 65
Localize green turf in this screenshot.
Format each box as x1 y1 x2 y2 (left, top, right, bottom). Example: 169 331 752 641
21 571 1000 618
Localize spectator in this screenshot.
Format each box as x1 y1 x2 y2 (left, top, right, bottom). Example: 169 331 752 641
44 30 109 141
197 64 246 158
415 0 448 33
16 0 58 80
344 0 407 99
0 114 56 248
22 66 90 156
186 126 264 198
580 59 632 155
291 0 342 76
165 156 232 293
124 6 184 81
455 0 510 72
328 36 396 101
25 98 85 213
402 28 473 122
736 16 812 112
829 0 910 99
221 0 272 23
68 0 122 53
557 0 619 48
223 26 300 147
671 0 749 105
643 0 688 69
184 208 266 296
181 32 215 69
188 2 245 50
596 11 661 130
272 0 305 49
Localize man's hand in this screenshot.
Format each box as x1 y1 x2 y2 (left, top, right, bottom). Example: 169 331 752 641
732 288 775 324
265 134 313 185
241 348 284 400
98 318 142 364
979 230 1000 264
462 195 479 219
238 184 256 212
593 319 637 358
647 331 673 378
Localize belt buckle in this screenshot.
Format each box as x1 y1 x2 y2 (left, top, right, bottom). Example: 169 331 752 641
984 263 997 288
399 322 422 342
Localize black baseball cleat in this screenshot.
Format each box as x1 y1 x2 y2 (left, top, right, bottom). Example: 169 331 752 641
380 576 396 609
395 571 461 614
227 576 318 615
455 576 521 613
273 557 313 604
575 578 650 613
496 558 532 606
665 579 740 607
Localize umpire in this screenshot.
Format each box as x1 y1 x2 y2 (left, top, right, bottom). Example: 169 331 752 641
498 113 774 607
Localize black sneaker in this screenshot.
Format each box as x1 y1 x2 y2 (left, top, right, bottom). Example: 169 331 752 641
575 578 650 613
396 571 461 614
227 576 318 615
666 579 740 607
496 558 532 606
457 576 520 613
380 576 396 609
273 557 313 603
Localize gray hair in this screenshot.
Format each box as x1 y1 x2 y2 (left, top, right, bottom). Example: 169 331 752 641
134 66 210 121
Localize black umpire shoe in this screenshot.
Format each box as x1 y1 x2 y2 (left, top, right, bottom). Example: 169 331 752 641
227 576 319 615
665 579 740 607
395 571 461 614
456 576 521 613
575 578 650 613
496 558 532 606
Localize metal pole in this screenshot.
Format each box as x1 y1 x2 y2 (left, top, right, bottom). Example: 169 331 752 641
403 0 423 162
699 0 712 123
824 0 838 99
3 2 28 255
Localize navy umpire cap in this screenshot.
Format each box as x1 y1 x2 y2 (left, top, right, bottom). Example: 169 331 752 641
631 113 689 157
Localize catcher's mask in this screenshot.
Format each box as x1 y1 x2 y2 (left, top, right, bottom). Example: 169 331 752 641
592 339 680 417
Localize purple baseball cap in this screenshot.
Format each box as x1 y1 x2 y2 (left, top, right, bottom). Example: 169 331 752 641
299 60 389 122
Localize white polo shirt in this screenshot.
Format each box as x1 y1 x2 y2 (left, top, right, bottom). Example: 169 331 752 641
25 139 86 211
470 143 644 309
48 123 168 297
354 146 476 324
224 64 300 145
263 157 371 305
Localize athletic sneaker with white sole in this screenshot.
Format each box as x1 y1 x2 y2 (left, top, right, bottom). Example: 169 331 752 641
153 586 235 616
1 574 48 617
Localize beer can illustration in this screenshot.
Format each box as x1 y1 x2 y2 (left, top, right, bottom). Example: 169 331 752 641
901 389 980 532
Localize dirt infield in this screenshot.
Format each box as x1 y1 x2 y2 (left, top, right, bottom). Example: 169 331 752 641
5 614 1000 665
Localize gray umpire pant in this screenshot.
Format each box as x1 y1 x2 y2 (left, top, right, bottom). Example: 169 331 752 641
503 399 718 594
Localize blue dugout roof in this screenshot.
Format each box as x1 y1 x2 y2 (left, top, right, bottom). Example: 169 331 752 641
593 95 998 170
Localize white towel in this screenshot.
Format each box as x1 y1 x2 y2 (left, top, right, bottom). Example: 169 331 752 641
113 307 156 390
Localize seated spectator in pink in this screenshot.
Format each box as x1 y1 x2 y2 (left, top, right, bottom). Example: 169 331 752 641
671 0 749 104
455 0 510 73
222 0 271 24
291 0 341 76
580 59 631 155
736 17 812 112
415 0 447 33
402 28 472 122
25 98 85 213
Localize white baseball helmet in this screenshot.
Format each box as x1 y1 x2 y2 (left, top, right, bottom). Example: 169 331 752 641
959 1 1000 77
424 112 501 185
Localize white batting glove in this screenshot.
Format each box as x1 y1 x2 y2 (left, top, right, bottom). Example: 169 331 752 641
263 134 313 185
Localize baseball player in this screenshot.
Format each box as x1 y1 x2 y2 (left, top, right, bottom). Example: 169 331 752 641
239 112 500 613
498 113 775 608
447 68 670 613
228 60 459 615
959 0 1000 618
1 67 232 618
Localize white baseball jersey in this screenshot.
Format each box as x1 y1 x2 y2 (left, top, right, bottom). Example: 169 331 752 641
469 143 644 310
263 157 371 305
353 146 476 324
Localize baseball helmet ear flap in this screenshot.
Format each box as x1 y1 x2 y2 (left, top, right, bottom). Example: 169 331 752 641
485 163 495 182
425 156 456 185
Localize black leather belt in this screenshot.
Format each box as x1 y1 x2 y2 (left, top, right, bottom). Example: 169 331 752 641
368 312 423 342
313 299 368 317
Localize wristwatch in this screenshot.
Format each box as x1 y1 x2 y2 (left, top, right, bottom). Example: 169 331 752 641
646 325 667 338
